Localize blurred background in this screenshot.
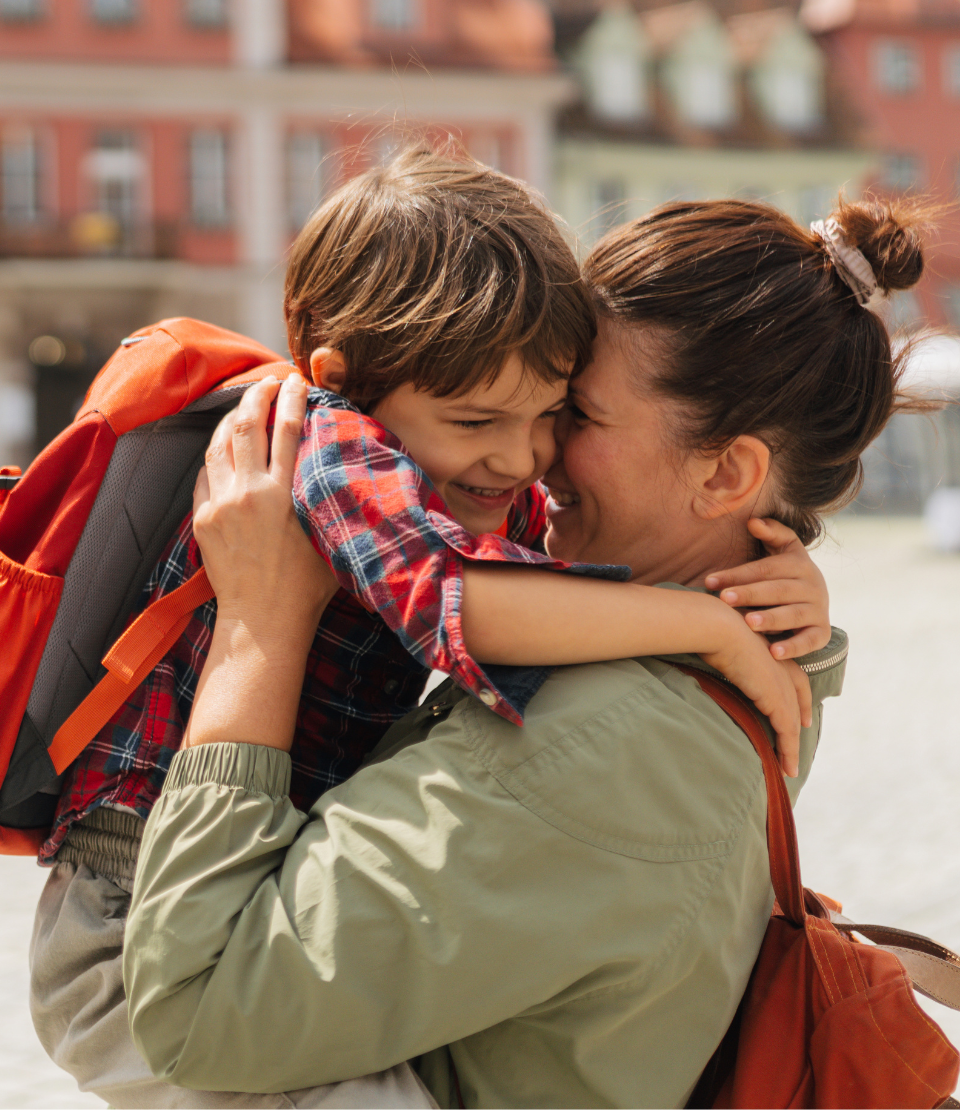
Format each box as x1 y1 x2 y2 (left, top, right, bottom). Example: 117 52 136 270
3 0 960 1106
2 0 960 514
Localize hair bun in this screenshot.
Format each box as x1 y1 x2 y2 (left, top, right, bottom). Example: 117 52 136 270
830 196 926 295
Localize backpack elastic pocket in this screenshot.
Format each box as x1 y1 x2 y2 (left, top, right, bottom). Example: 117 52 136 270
0 550 63 785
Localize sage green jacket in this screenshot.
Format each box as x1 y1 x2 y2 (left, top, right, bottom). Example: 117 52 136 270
124 636 847 1108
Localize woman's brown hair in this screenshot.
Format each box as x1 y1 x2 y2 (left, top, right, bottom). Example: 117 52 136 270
284 146 595 413
584 196 933 544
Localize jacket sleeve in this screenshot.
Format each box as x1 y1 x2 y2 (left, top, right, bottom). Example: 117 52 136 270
293 394 627 725
123 737 621 1094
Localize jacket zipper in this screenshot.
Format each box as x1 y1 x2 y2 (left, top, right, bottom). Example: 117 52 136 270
798 642 849 676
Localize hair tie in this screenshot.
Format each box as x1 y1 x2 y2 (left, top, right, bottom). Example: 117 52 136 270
810 217 880 307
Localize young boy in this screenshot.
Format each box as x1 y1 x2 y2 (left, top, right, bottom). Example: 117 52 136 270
31 148 827 1108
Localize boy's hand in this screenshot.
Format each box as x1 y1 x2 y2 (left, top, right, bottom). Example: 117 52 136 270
698 604 811 778
704 518 830 662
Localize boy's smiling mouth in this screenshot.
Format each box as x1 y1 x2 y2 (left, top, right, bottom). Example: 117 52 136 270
455 484 516 500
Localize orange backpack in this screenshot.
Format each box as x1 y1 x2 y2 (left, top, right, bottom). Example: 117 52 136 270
0 318 289 855
679 665 960 1109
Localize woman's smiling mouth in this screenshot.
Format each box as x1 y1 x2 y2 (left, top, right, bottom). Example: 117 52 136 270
547 487 581 507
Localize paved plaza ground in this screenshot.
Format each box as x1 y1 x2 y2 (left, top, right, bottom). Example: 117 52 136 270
1 513 959 1107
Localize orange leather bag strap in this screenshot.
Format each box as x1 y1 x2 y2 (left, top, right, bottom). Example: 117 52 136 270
47 567 214 774
673 664 806 926
674 664 960 1013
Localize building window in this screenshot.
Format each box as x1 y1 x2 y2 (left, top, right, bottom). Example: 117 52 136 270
89 130 140 226
0 0 43 22
185 0 227 26
676 63 735 128
371 0 415 32
91 0 136 21
590 52 647 121
190 129 230 227
764 69 821 131
874 40 921 94
1 128 40 224
287 133 327 230
943 45 960 97
882 152 921 192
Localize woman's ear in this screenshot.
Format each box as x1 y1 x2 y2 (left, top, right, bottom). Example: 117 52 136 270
693 435 771 521
308 348 347 393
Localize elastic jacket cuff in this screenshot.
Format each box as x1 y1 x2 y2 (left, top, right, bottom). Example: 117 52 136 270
163 743 292 798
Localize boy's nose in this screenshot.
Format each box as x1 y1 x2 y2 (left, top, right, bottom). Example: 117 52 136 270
486 434 536 481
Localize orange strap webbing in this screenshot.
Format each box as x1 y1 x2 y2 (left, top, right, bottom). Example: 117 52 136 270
47 567 214 774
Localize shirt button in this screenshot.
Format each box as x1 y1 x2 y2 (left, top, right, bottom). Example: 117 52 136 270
478 689 497 707
384 679 399 695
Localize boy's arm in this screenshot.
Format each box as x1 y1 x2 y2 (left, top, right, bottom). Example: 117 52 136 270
295 394 807 762
294 394 632 726
461 565 809 774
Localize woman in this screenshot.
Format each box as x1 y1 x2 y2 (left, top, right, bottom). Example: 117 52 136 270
123 196 923 1107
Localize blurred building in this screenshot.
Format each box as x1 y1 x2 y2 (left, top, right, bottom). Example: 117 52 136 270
0 0 572 465
550 0 872 241
802 0 960 330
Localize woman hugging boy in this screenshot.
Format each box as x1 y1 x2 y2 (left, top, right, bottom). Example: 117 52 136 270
30 146 828 1109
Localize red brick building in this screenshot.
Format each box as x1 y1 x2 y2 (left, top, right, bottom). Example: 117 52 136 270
802 0 960 327
0 0 572 461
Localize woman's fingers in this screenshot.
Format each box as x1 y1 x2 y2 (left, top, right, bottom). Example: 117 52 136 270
231 377 280 478
271 375 308 485
193 465 211 523
204 408 238 501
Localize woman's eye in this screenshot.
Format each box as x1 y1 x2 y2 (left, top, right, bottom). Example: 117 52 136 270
539 407 565 421
567 403 590 424
453 419 493 429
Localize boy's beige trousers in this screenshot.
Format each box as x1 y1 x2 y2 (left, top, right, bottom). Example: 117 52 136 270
28 811 437 1110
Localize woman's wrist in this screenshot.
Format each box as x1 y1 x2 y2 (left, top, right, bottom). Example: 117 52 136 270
183 612 316 752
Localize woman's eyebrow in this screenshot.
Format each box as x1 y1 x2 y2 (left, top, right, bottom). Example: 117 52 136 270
568 385 605 414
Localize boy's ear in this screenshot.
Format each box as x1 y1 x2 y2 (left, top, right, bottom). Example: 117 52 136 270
309 348 347 393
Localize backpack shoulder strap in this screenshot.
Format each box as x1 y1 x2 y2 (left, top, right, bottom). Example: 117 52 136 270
673 663 805 925
46 567 214 774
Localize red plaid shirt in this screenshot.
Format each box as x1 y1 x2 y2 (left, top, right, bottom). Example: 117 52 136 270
43 389 627 861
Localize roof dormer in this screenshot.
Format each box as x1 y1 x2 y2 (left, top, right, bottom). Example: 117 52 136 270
731 9 824 132
644 1 737 129
577 4 651 123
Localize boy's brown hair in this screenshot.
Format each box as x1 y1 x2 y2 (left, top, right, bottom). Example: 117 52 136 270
284 146 595 413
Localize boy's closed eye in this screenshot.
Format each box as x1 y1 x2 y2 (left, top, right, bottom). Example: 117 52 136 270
451 401 565 431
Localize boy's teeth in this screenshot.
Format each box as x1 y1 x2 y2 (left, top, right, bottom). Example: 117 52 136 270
462 485 508 498
549 490 580 507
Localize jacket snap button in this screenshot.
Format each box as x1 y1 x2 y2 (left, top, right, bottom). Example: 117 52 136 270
384 679 399 695
478 689 497 707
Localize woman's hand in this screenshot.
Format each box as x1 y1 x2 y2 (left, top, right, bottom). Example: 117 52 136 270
184 374 339 751
704 518 831 661
194 374 337 631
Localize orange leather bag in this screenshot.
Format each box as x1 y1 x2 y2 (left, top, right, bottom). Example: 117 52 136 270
0 318 288 854
679 665 960 1110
